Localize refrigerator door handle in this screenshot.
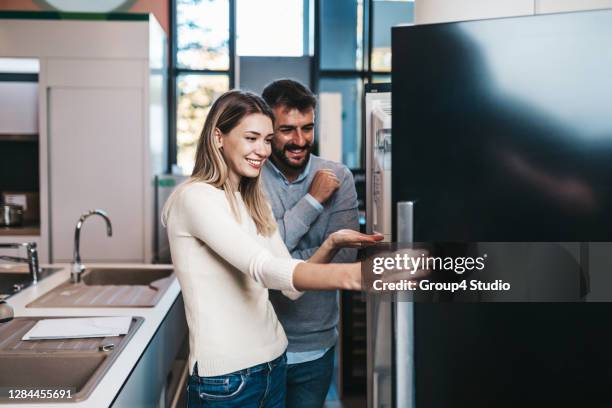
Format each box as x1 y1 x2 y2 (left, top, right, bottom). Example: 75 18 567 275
397 201 414 243
395 201 415 408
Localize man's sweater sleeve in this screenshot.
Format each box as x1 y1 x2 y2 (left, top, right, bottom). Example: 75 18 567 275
177 185 303 292
275 194 324 252
290 167 360 263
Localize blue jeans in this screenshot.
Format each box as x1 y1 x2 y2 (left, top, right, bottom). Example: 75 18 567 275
187 353 287 407
286 347 335 408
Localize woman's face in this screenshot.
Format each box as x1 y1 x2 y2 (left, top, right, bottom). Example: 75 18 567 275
217 113 274 186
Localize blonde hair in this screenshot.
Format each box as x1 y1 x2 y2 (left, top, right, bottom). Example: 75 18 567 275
162 90 277 236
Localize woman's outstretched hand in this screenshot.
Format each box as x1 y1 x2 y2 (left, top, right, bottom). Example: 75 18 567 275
329 229 384 249
308 230 383 265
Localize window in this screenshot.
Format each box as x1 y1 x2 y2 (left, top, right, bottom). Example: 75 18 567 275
170 0 414 172
316 0 413 169
319 77 362 168
172 0 233 174
176 74 230 173
176 0 230 70
319 0 363 70
236 0 304 56
372 0 415 72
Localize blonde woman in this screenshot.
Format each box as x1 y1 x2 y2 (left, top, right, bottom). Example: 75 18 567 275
163 90 382 407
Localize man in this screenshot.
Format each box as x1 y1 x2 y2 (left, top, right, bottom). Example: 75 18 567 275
261 79 359 407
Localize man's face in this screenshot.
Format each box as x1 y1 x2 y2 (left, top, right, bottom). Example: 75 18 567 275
270 106 315 170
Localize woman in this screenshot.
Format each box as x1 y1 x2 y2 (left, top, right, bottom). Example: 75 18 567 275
163 90 382 407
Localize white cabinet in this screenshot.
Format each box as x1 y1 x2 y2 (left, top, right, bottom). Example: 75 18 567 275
0 15 167 263
49 87 145 262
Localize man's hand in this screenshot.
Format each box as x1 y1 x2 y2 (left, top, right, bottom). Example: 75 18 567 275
309 169 340 204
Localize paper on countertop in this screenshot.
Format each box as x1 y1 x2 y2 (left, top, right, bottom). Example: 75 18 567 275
22 316 132 340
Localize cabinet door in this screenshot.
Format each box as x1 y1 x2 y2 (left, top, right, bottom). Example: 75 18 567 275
49 88 144 262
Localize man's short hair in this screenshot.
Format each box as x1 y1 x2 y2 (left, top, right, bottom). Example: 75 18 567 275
262 79 317 112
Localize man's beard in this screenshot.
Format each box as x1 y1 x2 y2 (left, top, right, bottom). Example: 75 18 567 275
272 142 312 170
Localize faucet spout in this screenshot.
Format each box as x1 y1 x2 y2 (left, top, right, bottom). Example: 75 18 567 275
72 209 113 283
0 242 39 284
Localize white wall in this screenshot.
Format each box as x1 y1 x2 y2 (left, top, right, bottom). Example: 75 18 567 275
415 0 612 24
415 0 534 24
536 0 612 13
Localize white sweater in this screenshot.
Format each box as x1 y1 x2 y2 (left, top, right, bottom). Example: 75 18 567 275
166 181 303 376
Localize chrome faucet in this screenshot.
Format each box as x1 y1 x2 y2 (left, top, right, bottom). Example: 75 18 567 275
71 209 113 283
0 242 39 284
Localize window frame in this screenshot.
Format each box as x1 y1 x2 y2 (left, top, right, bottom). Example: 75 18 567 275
168 0 236 173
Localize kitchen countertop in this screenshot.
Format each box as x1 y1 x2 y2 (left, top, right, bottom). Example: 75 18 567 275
0 263 181 408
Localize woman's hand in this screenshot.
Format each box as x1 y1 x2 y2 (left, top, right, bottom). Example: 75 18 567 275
309 230 384 264
329 229 384 249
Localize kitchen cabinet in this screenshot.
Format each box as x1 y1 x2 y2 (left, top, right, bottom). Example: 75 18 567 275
0 12 167 263
49 87 144 262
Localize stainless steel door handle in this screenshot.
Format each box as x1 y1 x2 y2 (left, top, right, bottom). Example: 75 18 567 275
395 201 415 408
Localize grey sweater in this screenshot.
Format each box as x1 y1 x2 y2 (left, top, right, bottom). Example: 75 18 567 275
262 155 359 352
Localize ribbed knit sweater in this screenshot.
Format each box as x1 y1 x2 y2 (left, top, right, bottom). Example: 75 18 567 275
166 181 303 376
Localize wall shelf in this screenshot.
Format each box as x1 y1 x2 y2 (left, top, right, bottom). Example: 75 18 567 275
0 134 38 142
0 222 40 236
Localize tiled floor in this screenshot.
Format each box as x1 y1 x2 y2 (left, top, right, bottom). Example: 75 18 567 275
324 396 367 408
323 348 367 408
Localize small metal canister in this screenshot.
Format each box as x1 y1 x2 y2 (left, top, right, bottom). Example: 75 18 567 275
0 204 24 227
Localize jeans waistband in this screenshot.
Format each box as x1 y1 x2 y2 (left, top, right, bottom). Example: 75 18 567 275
242 352 286 375
193 353 286 378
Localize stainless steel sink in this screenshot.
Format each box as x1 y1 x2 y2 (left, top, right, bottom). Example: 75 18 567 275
0 268 63 300
0 316 143 403
27 267 174 308
81 267 173 286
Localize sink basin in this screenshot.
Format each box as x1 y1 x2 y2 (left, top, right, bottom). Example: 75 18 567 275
81 267 172 286
0 268 63 300
0 273 31 295
27 267 174 308
0 316 143 403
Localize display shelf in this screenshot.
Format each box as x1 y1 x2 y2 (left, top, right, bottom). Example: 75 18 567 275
0 133 38 142
0 222 40 236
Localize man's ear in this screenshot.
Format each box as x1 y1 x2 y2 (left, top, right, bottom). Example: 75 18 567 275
214 128 223 149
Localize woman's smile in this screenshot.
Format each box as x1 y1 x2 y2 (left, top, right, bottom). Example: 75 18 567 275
246 157 265 169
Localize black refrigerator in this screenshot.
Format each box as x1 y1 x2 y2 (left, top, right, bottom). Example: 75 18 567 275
366 8 612 408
